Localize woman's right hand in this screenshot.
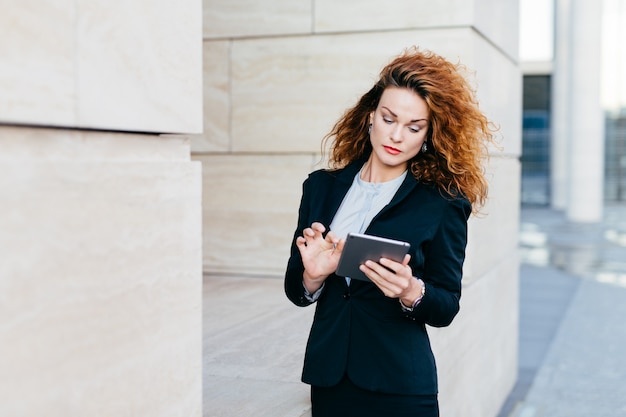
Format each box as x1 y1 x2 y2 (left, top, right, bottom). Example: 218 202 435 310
296 222 345 293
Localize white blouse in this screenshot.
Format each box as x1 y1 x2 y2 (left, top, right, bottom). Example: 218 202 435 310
330 168 407 239
329 168 407 285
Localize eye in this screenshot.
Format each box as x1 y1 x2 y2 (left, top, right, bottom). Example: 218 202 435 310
382 116 393 124
409 126 421 133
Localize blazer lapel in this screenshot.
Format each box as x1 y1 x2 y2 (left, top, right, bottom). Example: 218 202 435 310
320 161 364 226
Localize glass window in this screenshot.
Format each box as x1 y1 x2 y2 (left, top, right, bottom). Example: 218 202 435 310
521 75 551 206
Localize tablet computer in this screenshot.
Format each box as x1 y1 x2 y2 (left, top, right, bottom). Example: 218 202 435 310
335 232 411 282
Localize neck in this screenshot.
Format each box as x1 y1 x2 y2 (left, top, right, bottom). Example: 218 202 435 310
360 158 408 183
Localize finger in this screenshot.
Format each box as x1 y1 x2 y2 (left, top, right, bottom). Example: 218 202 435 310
295 237 308 254
365 259 391 275
310 222 326 234
325 230 338 244
364 260 407 291
303 228 324 245
379 257 412 278
359 262 383 286
363 261 397 286
362 267 402 297
378 257 402 274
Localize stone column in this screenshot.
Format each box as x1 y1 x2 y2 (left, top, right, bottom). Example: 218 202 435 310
0 2 203 416
566 0 605 222
551 0 571 210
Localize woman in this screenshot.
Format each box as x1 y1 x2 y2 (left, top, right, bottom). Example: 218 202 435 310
284 47 495 417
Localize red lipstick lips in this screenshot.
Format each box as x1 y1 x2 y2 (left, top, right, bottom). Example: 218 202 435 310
384 146 401 155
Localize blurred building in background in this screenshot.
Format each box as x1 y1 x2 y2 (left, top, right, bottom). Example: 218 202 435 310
520 0 626 218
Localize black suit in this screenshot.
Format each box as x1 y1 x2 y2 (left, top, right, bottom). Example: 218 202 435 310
285 160 471 396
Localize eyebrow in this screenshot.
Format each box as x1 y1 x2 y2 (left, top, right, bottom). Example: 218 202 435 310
382 106 428 123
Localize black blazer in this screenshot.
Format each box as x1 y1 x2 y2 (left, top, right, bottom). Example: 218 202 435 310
285 160 471 395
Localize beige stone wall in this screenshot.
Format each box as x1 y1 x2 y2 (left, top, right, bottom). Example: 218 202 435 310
198 0 521 416
197 5 521 276
0 1 203 416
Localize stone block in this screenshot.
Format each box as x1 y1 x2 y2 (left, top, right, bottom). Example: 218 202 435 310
0 127 202 417
76 0 203 133
314 0 519 60
230 28 519 154
191 40 231 153
230 34 373 154
0 0 76 126
464 156 521 284
195 154 316 275
314 0 472 33
465 36 522 157
0 1 203 134
203 0 311 39
474 0 520 60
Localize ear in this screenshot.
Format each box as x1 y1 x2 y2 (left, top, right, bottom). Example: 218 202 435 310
369 112 374 124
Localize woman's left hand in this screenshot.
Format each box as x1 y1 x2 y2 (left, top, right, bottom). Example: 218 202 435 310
359 254 423 302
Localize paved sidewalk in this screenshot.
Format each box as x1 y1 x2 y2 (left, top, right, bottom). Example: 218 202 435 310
202 274 314 417
496 264 580 417
503 206 626 417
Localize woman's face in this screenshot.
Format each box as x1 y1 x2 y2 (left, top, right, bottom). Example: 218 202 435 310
368 86 430 177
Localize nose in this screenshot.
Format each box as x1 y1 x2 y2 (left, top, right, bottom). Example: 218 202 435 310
390 125 403 142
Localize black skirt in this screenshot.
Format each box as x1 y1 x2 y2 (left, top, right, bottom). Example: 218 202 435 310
311 374 439 417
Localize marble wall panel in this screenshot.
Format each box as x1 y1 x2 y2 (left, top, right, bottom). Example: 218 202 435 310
0 1 202 134
459 35 522 157
0 0 76 126
314 0 519 60
191 40 231 153
230 35 373 154
203 0 311 39
231 28 501 154
0 127 202 417
76 0 203 133
314 0 472 33
430 257 519 417
464 156 521 284
195 154 316 276
474 0 520 60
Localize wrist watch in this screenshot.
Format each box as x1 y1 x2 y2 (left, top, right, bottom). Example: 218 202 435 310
399 279 426 312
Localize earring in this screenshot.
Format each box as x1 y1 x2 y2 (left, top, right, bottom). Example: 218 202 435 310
421 142 428 152
368 124 372 135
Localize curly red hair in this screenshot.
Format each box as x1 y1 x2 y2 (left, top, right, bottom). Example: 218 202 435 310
323 47 497 212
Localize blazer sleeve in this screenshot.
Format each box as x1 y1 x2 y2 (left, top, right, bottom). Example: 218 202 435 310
408 196 472 327
284 175 314 307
